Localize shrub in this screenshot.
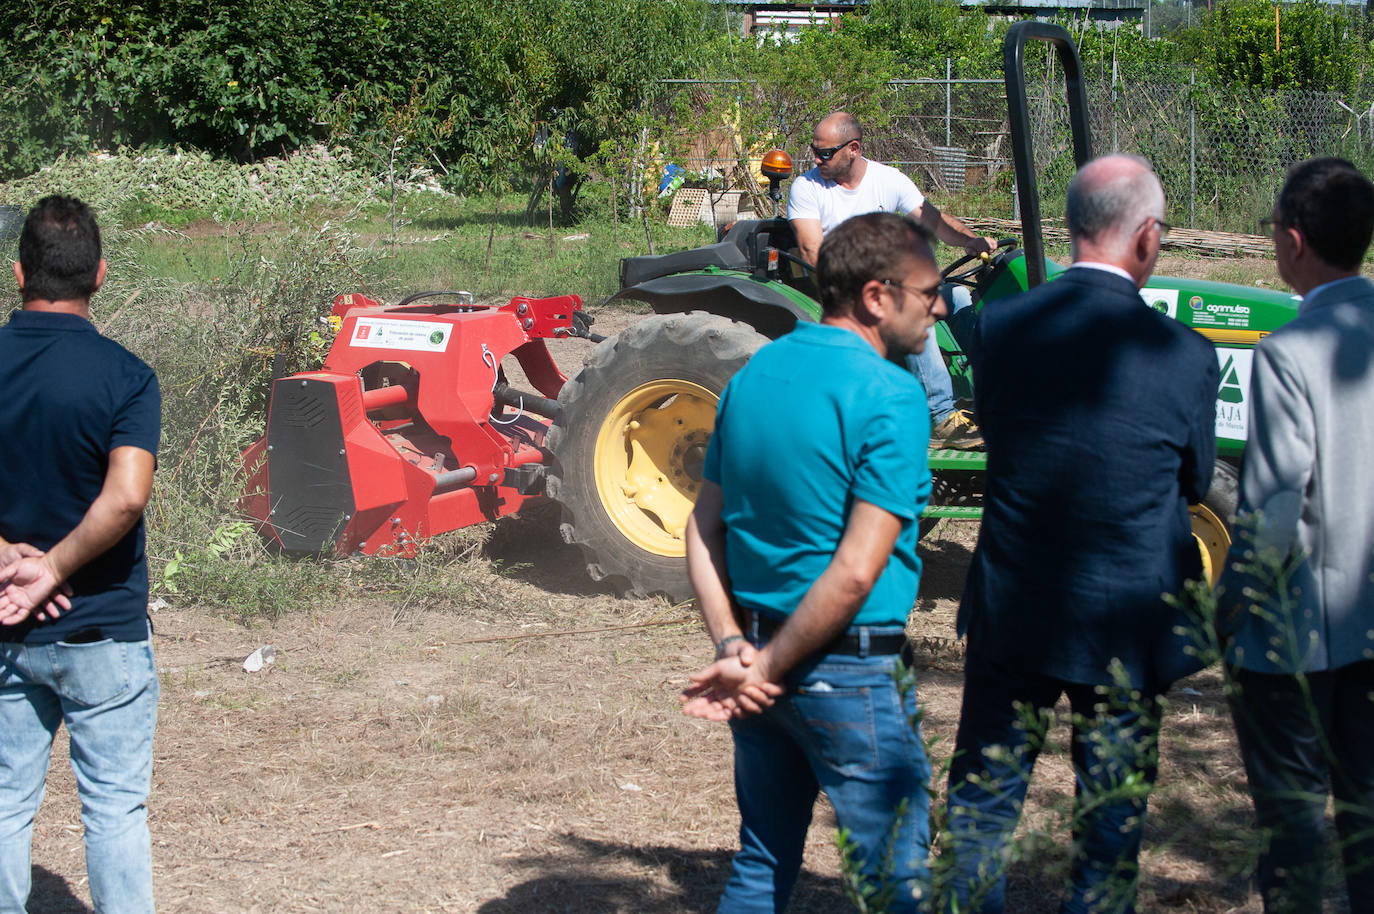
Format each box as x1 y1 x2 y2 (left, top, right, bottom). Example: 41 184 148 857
0 146 380 221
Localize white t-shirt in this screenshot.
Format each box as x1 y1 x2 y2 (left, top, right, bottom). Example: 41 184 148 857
787 160 926 233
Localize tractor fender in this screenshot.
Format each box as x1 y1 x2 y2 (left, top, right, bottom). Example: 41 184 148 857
609 272 819 341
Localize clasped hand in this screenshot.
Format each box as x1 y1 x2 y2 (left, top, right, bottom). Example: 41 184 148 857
0 544 71 626
680 641 785 722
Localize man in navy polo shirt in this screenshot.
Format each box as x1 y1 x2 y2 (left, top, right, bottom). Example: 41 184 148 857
681 211 939 912
0 196 161 914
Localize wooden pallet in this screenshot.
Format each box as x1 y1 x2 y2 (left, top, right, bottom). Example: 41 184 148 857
964 216 1274 258
667 186 760 228
666 188 709 227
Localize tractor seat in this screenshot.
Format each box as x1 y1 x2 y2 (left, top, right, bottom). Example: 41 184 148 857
620 241 749 289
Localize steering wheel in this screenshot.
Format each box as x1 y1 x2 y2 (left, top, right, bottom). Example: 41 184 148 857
941 237 1019 286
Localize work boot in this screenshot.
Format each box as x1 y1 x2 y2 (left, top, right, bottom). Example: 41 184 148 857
931 409 984 450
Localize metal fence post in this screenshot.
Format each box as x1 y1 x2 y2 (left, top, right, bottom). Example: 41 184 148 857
1189 70 1196 229
1111 40 1119 153
945 58 952 147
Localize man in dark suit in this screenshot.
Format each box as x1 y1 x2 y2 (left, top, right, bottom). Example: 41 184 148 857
941 154 1220 913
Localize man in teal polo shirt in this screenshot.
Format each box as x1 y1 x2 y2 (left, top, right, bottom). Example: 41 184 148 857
681 211 939 913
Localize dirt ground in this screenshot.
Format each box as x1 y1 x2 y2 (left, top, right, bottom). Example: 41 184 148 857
25 256 1316 913
28 520 1269 914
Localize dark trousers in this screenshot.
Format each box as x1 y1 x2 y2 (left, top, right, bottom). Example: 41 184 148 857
943 656 1160 914
1229 661 1374 914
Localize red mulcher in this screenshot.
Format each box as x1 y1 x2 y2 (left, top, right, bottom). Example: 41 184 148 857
241 290 584 557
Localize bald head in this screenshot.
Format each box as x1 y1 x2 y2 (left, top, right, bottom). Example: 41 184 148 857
1066 155 1167 286
816 112 862 147
811 112 865 184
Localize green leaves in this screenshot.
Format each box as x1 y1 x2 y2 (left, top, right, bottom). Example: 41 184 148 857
1183 0 1372 93
6 0 1374 195
0 0 717 189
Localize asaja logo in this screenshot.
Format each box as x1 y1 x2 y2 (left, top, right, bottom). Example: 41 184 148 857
1189 295 1205 310
1218 353 1245 404
1148 298 1169 314
429 330 445 345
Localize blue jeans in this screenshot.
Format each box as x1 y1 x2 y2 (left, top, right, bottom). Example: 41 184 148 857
718 636 932 914
0 636 159 914
943 656 1159 914
906 284 973 424
907 329 955 424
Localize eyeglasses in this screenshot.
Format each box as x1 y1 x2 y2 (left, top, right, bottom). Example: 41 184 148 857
1134 216 1171 239
1143 215 1176 239
811 139 855 161
1259 216 1280 233
882 278 940 307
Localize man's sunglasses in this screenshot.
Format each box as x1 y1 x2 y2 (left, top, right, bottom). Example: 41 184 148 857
811 139 856 161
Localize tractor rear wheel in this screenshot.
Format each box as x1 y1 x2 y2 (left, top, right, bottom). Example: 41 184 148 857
1192 458 1239 585
547 312 767 601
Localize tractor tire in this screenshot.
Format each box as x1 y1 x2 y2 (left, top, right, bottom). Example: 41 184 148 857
1191 458 1239 585
546 312 767 602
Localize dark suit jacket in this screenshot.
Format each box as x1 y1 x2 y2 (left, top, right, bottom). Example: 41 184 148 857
958 266 1220 691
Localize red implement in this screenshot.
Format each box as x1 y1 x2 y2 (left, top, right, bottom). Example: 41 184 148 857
241 291 582 557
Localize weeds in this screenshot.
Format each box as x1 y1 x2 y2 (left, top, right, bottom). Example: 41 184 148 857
838 803 907 913
105 216 377 615
0 147 381 224
0 153 509 616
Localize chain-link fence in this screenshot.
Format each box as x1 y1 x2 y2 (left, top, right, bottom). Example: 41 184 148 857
659 67 1374 234
1035 75 1374 233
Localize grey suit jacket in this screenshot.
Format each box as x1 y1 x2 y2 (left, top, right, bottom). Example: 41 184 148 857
1218 275 1374 673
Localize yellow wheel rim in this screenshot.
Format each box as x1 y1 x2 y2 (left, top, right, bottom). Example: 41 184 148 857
593 379 718 556
1191 503 1231 586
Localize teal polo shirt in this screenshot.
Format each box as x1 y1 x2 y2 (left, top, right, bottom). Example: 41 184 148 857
0 309 161 644
703 322 931 626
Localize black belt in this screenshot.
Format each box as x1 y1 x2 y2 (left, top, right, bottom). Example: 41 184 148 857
747 611 912 659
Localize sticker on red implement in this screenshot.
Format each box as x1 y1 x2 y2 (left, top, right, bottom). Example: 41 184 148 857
350 318 451 352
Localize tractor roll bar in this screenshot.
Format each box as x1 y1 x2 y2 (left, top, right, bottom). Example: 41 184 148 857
1003 21 1094 289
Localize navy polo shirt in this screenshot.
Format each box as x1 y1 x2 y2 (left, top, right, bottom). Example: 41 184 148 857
0 309 161 644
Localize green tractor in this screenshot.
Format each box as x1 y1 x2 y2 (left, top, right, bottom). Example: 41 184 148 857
545 21 1297 602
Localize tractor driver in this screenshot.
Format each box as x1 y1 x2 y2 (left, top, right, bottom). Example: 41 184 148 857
789 111 996 450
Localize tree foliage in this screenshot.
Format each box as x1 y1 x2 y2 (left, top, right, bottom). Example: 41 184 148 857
6 0 1374 190
694 19 899 148
0 0 711 187
1180 0 1374 93
850 0 1003 78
